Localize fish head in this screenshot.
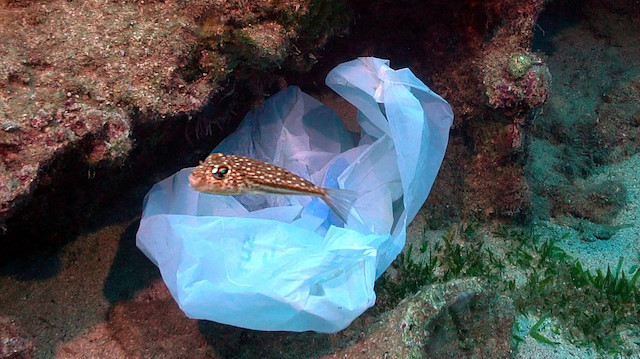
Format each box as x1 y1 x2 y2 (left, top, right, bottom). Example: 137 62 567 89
189 153 248 195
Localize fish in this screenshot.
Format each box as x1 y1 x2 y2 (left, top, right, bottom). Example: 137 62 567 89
189 153 357 222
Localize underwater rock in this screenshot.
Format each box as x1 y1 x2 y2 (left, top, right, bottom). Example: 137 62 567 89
0 0 349 244
0 0 212 223
411 281 515 359
236 22 291 69
468 1 550 221
465 152 531 220
0 0 557 240
0 0 558 245
422 290 515 358
596 76 640 162
325 278 515 359
554 180 627 225
430 0 549 221
555 215 632 241
484 53 550 110
0 316 34 359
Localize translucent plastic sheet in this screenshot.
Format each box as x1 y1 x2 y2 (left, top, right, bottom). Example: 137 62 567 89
136 57 453 333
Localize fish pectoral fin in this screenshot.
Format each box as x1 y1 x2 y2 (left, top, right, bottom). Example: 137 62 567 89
254 186 313 196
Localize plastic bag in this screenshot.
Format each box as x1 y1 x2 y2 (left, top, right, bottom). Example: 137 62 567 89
136 57 453 333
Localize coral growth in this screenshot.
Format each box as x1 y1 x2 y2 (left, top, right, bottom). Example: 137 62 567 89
508 53 533 79
484 53 551 109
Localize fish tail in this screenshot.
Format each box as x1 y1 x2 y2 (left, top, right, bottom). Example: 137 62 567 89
323 188 358 223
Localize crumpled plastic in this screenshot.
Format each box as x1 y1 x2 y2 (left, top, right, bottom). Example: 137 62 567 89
136 57 453 333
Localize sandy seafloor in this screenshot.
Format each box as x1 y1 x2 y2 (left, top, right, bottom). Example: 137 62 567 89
510 6 640 357
1 4 640 359
529 4 640 279
546 153 640 273
509 154 640 359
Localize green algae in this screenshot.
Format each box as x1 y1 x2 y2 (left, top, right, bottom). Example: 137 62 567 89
508 53 533 79
379 224 640 356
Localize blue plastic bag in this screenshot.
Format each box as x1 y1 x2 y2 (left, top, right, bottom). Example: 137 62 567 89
136 57 453 333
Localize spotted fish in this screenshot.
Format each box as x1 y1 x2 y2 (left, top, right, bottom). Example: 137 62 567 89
189 153 357 222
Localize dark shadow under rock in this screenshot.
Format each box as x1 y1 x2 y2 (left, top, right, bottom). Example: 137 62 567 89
0 249 61 281
103 220 160 304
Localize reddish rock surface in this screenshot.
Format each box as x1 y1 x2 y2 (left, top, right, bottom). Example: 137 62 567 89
0 0 555 244
300 0 551 222
0 0 347 234
0 316 34 359
322 279 515 359
0 0 216 222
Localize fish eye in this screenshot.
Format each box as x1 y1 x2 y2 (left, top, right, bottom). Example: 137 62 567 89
212 165 229 180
